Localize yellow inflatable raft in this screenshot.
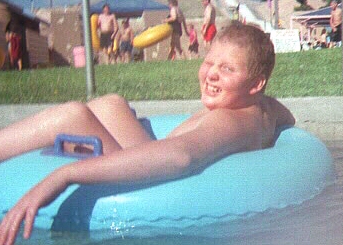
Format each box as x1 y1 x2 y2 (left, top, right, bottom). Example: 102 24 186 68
133 23 172 49
90 14 100 51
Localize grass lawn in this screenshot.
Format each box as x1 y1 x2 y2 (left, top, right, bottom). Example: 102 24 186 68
0 48 341 104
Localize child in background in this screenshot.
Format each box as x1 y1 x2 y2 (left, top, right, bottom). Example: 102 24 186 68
9 31 22 70
320 29 327 48
188 23 199 59
118 18 134 63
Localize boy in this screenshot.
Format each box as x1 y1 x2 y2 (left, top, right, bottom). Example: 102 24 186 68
118 19 134 63
188 23 200 59
0 21 294 245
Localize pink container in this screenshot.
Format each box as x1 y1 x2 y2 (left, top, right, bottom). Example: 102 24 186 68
73 46 85 68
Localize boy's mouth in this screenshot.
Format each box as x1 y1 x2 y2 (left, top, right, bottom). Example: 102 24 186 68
206 83 222 94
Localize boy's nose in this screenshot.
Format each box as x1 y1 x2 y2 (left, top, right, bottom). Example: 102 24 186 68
207 65 220 81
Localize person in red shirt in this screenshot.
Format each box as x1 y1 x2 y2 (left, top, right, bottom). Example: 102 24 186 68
188 23 199 59
9 31 22 70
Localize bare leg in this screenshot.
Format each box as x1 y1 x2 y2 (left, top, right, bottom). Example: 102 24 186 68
87 94 153 149
203 41 211 53
124 52 131 63
168 48 176 60
0 100 122 161
174 37 186 60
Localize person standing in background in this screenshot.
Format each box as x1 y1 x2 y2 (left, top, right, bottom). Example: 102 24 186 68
187 23 199 59
97 4 119 64
164 0 189 60
329 0 342 47
118 18 134 63
9 26 22 71
9 32 22 70
202 0 216 50
5 30 11 68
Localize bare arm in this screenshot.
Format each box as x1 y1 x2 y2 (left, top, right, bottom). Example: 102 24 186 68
0 109 257 245
130 27 134 43
330 14 335 30
111 14 119 39
97 15 101 28
182 18 189 36
63 109 252 185
113 15 118 34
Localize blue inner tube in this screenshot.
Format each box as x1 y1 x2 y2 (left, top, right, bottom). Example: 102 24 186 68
0 114 335 235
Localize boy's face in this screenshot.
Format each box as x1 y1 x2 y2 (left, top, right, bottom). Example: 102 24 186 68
103 6 110 14
199 40 253 110
330 1 337 9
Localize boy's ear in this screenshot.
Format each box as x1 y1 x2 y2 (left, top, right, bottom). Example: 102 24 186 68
249 75 267 95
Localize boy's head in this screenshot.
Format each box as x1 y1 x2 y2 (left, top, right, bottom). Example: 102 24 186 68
330 0 338 9
203 0 211 6
214 21 275 83
102 4 110 13
168 0 178 6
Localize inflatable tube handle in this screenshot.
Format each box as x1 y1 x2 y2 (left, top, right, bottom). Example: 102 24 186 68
54 134 103 157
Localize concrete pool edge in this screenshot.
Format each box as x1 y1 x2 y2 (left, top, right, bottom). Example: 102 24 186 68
0 96 342 141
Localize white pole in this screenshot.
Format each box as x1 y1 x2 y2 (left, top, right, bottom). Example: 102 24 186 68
274 0 279 29
82 0 96 100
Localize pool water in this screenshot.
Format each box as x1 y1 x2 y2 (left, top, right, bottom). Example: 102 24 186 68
13 141 343 245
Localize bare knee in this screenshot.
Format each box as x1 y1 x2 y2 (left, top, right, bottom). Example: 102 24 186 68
34 101 96 140
87 94 130 111
49 101 93 122
65 101 90 114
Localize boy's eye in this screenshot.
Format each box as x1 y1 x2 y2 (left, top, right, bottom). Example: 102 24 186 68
203 60 213 67
221 65 233 72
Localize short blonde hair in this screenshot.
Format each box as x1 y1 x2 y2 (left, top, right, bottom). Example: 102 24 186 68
215 21 275 82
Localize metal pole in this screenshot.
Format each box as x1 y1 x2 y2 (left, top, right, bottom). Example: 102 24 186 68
274 0 279 29
341 7 343 92
82 0 96 100
340 6 343 95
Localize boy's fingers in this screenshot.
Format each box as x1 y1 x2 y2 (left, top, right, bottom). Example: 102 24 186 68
5 216 22 245
0 220 10 245
23 208 36 239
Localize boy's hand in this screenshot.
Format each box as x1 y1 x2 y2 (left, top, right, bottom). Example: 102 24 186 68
0 170 67 245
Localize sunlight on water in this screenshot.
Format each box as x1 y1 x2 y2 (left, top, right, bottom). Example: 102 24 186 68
13 141 343 245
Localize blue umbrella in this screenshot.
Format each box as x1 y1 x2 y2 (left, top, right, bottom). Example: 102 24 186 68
1 0 82 9
90 0 168 17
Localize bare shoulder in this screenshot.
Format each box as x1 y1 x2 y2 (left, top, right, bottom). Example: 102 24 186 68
262 96 295 127
169 107 264 155
199 107 260 128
